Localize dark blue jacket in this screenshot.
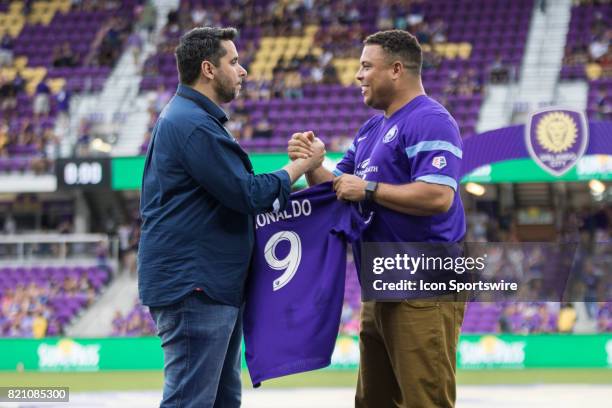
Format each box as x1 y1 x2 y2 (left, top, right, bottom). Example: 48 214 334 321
138 84 291 307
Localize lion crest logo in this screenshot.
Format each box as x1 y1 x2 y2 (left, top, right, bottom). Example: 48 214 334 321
526 108 588 177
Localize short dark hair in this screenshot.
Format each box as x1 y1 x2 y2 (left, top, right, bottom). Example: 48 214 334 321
175 27 238 85
363 30 422 76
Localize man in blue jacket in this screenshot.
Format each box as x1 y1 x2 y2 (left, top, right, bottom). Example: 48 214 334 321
138 27 324 408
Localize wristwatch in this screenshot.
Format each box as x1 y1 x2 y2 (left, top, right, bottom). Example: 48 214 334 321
364 181 378 202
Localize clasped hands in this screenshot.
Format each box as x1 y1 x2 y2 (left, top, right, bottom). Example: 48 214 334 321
288 132 367 202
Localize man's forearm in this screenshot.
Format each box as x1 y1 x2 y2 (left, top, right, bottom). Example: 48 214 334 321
306 166 333 186
282 159 311 184
374 182 454 216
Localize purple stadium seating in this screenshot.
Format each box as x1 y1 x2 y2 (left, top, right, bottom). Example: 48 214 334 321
561 2 612 121
0 2 137 173
0 265 111 337
138 0 534 154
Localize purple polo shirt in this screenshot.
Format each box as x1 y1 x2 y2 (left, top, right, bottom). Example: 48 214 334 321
334 94 466 245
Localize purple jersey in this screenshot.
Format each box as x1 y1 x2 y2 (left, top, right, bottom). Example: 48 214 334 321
244 182 368 386
334 95 466 245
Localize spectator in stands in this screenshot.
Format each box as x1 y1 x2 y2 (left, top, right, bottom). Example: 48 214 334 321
583 259 601 317
601 48 612 77
430 18 448 44
0 119 9 157
32 312 47 339
589 33 609 63
52 42 78 68
54 84 71 132
593 88 611 120
111 311 125 335
74 118 92 157
252 117 273 138
177 2 193 32
139 129 151 154
284 68 304 99
13 67 25 90
33 80 51 119
270 68 286 98
127 31 143 66
94 17 130 67
19 120 38 146
190 3 208 26
0 34 14 68
558 303 577 333
226 100 249 140
0 73 18 114
322 61 339 84
597 302 611 332
153 83 172 113
407 0 426 27
125 221 139 277
489 55 510 83
136 0 157 41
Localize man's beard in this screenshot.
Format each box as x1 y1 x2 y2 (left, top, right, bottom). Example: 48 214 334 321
214 74 237 104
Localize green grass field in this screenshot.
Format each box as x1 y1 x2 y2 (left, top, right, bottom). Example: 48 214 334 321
0 369 611 392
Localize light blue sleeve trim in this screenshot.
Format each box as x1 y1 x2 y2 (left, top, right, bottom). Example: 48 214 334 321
348 143 356 152
416 174 458 191
405 140 462 159
332 169 344 177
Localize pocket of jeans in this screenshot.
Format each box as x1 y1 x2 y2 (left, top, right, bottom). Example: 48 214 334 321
150 305 180 335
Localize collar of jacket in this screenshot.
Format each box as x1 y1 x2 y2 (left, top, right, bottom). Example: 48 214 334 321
175 84 229 124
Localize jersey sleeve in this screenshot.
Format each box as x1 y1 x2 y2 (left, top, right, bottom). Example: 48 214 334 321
333 116 381 177
405 115 463 191
333 142 356 176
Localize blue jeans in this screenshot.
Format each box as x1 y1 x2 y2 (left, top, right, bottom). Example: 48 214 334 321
150 292 242 408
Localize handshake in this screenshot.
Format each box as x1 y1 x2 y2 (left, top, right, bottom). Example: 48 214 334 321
286 131 326 173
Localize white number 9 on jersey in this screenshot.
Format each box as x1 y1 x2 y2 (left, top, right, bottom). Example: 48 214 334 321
264 231 302 291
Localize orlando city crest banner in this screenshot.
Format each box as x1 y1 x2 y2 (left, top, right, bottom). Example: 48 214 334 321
526 108 589 177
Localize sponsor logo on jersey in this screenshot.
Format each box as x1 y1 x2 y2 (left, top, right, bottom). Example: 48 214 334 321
432 156 447 169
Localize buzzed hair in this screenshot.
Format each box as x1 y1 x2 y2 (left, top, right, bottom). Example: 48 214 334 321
175 26 238 85
363 30 422 76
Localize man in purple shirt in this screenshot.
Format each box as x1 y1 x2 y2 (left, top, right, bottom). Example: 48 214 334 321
289 30 466 408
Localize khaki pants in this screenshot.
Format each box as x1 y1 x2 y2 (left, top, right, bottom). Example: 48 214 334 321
355 297 466 408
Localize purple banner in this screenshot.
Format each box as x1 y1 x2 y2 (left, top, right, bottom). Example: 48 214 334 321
461 120 612 178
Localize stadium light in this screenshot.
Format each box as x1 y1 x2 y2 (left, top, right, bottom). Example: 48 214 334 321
465 182 486 196
588 179 605 195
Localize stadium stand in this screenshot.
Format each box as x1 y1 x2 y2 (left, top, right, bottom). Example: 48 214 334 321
139 0 534 153
111 299 155 336
561 0 611 120
0 265 111 337
0 0 137 173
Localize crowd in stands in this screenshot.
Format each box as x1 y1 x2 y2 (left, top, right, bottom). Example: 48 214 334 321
140 0 523 150
561 0 611 121
0 0 141 172
111 300 155 336
0 267 109 338
597 301 612 331
562 0 611 77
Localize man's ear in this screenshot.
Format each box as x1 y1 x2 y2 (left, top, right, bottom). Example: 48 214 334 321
391 61 403 80
201 60 215 80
